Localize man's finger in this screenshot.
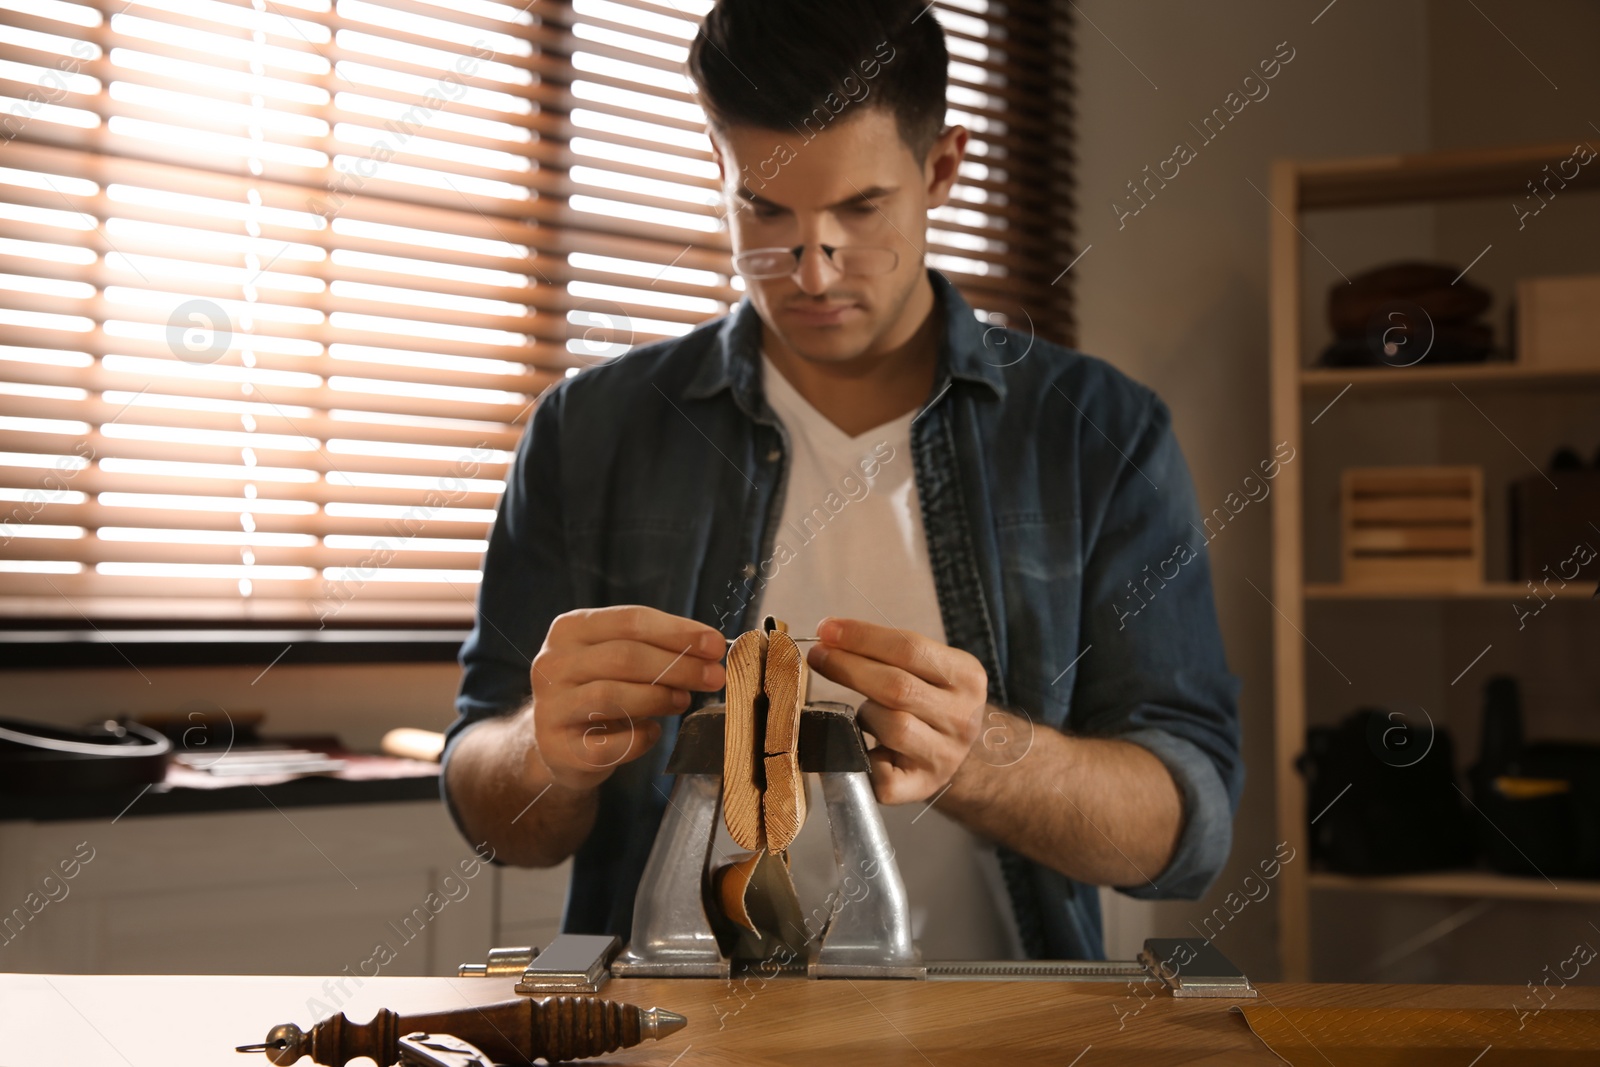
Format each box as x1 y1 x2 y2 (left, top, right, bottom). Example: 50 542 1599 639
815 617 957 688
807 644 939 713
857 699 943 765
867 748 925 806
566 639 725 691
568 679 694 721
564 605 726 658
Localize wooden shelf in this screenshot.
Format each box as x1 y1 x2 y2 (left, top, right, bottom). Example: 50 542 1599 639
1301 362 1600 392
1297 141 1600 210
1310 870 1600 905
1306 582 1597 601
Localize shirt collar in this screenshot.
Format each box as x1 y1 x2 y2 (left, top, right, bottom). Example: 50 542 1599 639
682 267 1007 416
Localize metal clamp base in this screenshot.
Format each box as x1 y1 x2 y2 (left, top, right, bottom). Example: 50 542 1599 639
617 704 922 979
806 770 923 978
611 773 730 979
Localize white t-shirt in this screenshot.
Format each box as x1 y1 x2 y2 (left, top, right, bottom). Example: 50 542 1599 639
704 351 1022 960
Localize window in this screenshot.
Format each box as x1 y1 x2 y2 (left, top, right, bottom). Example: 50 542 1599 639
0 0 1075 627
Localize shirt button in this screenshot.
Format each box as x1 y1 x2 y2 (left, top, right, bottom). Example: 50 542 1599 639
765 448 781 462
741 563 757 579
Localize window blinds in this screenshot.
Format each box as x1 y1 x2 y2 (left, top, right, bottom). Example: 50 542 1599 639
0 0 1075 625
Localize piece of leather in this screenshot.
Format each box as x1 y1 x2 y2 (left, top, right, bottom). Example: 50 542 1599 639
1326 261 1492 336
715 852 762 935
1238 1005 1600 1065
745 848 806 952
0 718 170 794
711 849 807 960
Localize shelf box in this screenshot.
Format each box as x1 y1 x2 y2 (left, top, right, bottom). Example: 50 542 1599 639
1517 274 1600 371
1510 468 1600 585
1340 466 1485 591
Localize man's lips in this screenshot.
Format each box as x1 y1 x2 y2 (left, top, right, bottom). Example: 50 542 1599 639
785 304 859 325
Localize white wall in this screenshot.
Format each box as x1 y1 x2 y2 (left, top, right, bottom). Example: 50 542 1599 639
1071 0 1434 979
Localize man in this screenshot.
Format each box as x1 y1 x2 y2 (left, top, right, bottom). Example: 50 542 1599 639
442 0 1242 960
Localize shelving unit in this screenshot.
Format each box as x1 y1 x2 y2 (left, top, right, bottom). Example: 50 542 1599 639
1267 142 1600 982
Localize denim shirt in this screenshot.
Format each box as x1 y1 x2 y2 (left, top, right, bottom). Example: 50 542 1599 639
444 267 1244 960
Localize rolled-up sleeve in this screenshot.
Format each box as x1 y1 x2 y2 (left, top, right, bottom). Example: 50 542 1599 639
440 380 575 821
1071 392 1244 901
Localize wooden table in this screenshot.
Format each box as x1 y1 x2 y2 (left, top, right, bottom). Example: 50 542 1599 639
5 972 1596 1065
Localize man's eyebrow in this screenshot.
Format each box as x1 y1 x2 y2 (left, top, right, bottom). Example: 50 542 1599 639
735 185 899 211
832 184 899 207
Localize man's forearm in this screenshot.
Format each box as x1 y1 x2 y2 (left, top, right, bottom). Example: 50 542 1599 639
937 709 1183 889
444 710 599 868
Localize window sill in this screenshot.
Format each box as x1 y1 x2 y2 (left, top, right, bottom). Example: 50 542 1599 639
0 624 470 668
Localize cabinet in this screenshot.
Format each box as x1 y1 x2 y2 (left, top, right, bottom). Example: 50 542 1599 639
0 801 569 975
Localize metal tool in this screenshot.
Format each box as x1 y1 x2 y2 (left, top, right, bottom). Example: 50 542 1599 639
921 939 1255 996
235 995 687 1065
925 959 1149 981
396 1033 493 1067
610 700 924 979
726 635 822 643
454 709 1258 995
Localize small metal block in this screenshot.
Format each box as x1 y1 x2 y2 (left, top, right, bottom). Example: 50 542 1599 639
513 933 618 995
1139 938 1257 998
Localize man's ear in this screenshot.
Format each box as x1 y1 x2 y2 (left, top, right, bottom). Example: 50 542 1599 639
709 128 726 182
706 129 739 228
924 124 970 210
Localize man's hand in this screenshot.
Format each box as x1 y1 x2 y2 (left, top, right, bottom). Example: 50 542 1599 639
805 617 987 804
529 606 727 790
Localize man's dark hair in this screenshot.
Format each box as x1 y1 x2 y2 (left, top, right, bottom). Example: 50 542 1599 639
686 0 949 161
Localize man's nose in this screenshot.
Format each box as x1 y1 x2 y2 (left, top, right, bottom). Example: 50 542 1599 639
792 245 841 295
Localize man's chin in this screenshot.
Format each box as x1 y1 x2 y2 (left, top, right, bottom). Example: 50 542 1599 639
780 336 876 366
768 322 878 366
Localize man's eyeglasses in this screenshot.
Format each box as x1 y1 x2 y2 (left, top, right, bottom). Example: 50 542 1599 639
731 245 899 280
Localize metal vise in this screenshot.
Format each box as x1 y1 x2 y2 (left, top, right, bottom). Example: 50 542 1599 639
611 701 924 979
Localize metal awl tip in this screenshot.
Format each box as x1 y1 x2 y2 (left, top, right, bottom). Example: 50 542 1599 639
640 1006 689 1040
